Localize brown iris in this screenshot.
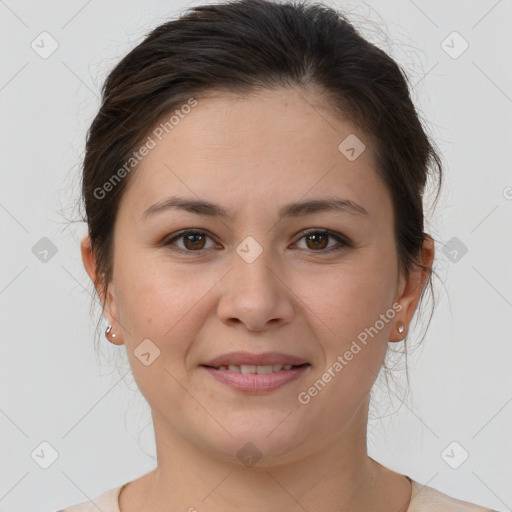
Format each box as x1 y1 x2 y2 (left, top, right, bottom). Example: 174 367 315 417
182 232 206 250
304 232 329 250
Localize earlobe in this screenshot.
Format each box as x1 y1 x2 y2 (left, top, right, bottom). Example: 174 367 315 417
389 235 435 343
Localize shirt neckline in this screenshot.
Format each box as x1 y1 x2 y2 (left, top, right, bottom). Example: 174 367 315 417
116 476 415 512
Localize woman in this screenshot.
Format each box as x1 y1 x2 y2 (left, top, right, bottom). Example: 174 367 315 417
58 0 496 510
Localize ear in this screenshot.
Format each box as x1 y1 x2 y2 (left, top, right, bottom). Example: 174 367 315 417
389 234 435 342
80 235 123 344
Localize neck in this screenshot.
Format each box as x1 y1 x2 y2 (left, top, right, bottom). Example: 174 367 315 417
120 400 412 512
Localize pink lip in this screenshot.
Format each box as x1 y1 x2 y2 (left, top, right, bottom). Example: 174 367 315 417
202 351 309 367
201 365 310 393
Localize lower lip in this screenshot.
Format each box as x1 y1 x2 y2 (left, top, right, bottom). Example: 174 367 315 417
200 365 310 393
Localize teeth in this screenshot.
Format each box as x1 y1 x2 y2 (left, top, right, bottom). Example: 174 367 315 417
241 364 257 374
218 364 297 373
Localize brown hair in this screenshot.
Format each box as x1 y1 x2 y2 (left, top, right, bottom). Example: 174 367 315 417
80 0 443 380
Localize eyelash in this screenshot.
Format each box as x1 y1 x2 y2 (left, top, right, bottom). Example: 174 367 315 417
163 229 350 255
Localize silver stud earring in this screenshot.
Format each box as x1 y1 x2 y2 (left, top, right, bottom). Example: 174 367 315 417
398 324 405 334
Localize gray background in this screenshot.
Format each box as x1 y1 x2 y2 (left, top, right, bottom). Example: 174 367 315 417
0 0 511 510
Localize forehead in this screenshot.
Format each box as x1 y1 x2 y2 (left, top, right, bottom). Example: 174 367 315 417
118 87 391 221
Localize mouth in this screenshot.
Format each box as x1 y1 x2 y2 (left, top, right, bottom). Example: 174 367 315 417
199 361 311 393
199 351 311 393
201 363 310 374
201 350 310 368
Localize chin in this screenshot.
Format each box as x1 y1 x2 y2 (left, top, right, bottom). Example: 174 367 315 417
199 423 310 468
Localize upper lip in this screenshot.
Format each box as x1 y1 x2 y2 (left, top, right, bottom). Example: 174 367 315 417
201 351 310 367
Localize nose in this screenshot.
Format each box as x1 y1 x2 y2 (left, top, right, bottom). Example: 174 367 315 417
216 247 295 332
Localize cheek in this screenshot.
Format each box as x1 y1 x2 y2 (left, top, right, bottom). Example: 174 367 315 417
115 255 188 327
114 257 222 365
113 264 203 404
306 260 396 341
301 256 395 393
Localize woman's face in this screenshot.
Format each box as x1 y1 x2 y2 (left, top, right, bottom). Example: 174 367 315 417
83 87 429 464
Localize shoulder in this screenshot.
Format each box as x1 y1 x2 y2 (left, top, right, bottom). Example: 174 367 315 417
55 483 126 512
408 480 497 511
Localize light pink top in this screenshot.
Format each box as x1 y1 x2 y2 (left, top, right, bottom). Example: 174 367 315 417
57 478 497 511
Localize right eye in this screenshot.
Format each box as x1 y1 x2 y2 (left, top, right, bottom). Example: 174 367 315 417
163 229 219 253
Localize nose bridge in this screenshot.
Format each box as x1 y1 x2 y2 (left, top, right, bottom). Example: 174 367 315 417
233 233 278 300
216 233 294 330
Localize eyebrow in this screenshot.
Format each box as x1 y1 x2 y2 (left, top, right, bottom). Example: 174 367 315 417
142 195 369 220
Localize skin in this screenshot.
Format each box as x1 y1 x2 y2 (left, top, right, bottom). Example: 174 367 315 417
81 86 434 512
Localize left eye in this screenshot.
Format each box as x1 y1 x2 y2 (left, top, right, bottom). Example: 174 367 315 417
294 229 348 252
163 229 349 253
